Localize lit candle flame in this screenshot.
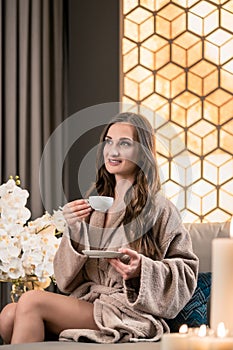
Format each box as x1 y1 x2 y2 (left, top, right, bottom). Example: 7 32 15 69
198 324 207 337
230 217 233 238
179 324 188 334
217 322 227 338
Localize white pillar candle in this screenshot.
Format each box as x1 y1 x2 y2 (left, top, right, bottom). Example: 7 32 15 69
210 219 233 333
161 324 189 350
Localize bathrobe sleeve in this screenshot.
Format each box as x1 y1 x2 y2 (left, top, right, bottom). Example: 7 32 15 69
53 223 88 294
124 199 199 319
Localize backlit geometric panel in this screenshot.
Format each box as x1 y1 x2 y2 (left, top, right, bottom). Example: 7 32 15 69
121 0 233 223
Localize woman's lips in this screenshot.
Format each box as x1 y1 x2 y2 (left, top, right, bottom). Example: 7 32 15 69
108 159 122 165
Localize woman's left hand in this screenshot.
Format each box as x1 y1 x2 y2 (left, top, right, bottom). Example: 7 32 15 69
108 248 141 280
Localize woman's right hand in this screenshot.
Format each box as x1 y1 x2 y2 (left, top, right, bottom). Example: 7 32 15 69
63 199 92 227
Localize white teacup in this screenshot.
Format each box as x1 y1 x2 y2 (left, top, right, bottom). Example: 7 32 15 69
88 196 114 212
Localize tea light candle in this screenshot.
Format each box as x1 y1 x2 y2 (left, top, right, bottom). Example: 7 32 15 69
210 322 233 350
210 218 233 333
161 324 189 350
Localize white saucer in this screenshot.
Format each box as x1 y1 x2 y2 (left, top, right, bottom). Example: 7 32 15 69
82 250 124 258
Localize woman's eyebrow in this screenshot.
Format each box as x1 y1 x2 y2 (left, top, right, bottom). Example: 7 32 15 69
105 135 134 141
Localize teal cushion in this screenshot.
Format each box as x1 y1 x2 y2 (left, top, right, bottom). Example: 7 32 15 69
165 272 211 332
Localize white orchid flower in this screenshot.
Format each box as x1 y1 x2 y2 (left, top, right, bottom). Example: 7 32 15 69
21 234 40 251
0 178 66 283
21 249 44 275
1 257 25 279
28 213 52 233
0 248 11 262
1 222 24 237
52 209 67 232
0 238 21 261
0 179 15 196
0 229 10 242
0 179 29 212
35 261 54 282
7 242 21 258
1 207 31 225
22 249 43 265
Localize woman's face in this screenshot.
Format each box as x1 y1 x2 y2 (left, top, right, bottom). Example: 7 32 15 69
103 122 140 183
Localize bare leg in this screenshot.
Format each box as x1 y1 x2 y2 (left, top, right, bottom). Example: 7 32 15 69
11 290 98 344
0 303 17 344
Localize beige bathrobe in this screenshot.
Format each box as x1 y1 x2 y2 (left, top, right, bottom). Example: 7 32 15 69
54 194 199 343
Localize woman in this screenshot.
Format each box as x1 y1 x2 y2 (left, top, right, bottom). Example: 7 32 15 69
0 112 198 344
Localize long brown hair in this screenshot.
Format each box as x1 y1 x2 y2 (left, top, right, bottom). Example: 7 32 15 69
88 112 161 257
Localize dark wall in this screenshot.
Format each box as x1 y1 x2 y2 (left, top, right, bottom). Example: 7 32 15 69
68 0 120 114
66 0 120 200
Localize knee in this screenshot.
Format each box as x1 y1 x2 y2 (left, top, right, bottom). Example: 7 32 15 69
0 303 16 343
0 303 16 328
16 290 44 313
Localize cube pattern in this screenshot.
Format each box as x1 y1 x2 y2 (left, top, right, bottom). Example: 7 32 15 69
121 0 233 223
